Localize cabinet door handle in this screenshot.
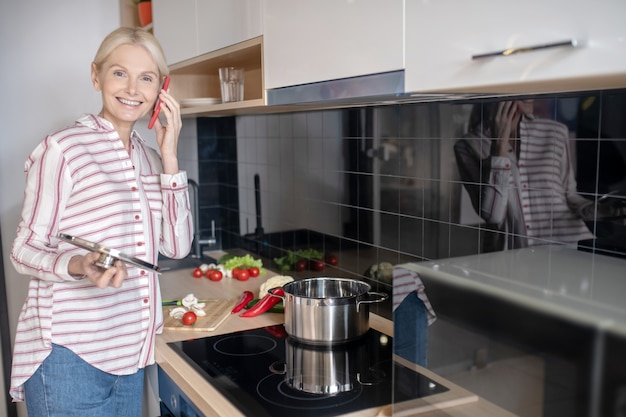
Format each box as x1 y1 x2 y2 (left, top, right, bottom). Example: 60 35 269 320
472 39 578 60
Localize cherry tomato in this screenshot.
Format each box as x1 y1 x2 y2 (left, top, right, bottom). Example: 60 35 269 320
182 311 197 326
237 269 250 281
231 267 242 279
309 259 325 272
206 269 223 281
295 260 307 272
325 254 339 266
192 268 203 278
248 267 260 277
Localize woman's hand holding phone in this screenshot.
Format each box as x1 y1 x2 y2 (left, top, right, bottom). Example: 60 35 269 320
151 76 182 175
148 76 171 129
493 101 521 156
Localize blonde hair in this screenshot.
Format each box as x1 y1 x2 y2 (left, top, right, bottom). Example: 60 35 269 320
93 27 169 77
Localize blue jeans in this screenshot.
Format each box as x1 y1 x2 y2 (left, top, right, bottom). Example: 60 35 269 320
393 291 428 367
24 344 144 417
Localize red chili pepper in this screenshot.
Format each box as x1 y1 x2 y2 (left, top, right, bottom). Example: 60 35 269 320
231 290 254 314
240 288 285 317
264 325 287 338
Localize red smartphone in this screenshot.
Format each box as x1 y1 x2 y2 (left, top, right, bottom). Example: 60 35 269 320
148 76 171 129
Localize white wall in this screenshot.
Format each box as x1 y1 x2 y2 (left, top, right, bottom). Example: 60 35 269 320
0 1 119 415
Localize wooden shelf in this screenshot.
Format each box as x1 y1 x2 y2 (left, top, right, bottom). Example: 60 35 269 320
171 36 266 117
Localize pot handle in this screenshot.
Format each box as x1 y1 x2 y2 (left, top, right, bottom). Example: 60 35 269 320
269 361 286 375
356 368 386 386
267 287 286 301
356 292 388 312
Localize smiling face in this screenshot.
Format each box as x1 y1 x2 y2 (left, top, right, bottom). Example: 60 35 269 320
91 43 161 133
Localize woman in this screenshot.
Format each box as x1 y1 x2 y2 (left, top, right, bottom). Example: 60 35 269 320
9 27 193 416
454 99 594 252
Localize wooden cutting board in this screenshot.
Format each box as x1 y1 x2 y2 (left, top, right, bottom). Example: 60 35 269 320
163 298 237 331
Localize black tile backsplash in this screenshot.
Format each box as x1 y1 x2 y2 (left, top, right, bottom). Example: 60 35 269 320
196 117 240 243
194 88 626 289
191 88 626 417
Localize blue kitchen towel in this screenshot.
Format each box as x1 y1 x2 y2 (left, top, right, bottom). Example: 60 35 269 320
393 291 428 367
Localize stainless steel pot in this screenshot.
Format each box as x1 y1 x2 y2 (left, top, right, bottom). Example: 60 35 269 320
274 277 388 345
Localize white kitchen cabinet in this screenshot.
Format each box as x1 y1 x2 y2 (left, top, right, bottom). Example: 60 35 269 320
152 0 197 65
196 0 262 57
151 0 265 116
153 0 263 65
263 0 403 90
405 0 626 94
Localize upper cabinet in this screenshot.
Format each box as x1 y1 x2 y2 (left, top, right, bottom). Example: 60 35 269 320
144 0 626 116
151 0 265 115
152 0 196 64
405 0 626 94
263 0 403 90
153 0 262 65
196 0 262 58
150 0 404 114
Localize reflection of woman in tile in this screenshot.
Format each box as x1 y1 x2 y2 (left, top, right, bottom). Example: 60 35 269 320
454 100 594 252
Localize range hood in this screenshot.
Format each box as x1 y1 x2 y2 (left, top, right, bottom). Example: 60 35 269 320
266 70 478 108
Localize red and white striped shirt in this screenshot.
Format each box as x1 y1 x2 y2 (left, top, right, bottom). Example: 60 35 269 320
9 114 193 401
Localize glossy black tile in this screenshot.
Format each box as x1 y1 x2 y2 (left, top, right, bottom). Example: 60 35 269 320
194 89 626 292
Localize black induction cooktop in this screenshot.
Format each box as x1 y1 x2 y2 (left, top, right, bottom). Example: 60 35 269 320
168 325 448 417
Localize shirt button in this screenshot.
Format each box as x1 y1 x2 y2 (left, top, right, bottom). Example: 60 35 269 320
143 298 148 304
172 182 177 187
137 242 144 247
135 215 140 220
132 186 138 192
140 270 146 275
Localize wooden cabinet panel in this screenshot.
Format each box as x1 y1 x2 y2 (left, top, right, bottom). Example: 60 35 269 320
169 37 265 116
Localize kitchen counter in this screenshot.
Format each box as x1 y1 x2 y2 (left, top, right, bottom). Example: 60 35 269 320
396 245 626 337
155 251 515 417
